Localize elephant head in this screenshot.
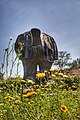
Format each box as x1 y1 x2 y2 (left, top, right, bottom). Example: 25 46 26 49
15 28 58 81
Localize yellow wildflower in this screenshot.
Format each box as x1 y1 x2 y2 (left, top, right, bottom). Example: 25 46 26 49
63 75 68 78
10 37 13 40
72 85 77 89
0 103 5 106
28 101 35 105
49 69 54 72
52 74 56 77
9 96 14 99
9 105 15 109
54 72 58 75
36 73 45 78
23 94 28 98
61 105 68 112
75 98 79 101
20 80 26 83
41 87 45 90
14 100 21 105
23 91 37 98
18 42 23 47
27 80 35 84
58 72 63 77
4 96 14 100
3 110 7 113
44 70 48 73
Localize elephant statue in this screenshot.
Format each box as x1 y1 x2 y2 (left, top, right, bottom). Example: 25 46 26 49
15 28 58 81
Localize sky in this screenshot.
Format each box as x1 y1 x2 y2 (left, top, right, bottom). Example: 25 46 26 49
0 0 80 76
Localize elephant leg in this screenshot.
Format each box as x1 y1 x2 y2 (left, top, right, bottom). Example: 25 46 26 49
22 58 37 81
39 60 53 72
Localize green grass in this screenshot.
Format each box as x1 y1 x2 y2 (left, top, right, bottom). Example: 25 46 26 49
0 71 80 120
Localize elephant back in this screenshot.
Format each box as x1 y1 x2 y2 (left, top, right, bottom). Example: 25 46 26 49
15 28 58 61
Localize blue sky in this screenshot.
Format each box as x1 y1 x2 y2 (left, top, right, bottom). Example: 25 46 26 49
0 0 80 76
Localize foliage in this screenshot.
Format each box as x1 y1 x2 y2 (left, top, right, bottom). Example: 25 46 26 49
0 37 21 79
69 58 80 69
54 51 72 68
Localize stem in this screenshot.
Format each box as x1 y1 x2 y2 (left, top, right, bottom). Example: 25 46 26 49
10 56 17 77
16 58 21 77
1 52 6 74
6 50 9 78
10 44 18 77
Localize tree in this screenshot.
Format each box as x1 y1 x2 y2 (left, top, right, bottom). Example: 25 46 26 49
69 58 80 69
54 51 72 68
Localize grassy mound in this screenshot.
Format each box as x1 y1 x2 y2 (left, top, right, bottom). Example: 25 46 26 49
0 69 80 120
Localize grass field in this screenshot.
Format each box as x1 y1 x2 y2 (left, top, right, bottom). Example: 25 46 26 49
0 69 80 120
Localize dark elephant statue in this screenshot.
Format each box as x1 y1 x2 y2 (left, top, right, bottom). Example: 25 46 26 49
15 28 58 81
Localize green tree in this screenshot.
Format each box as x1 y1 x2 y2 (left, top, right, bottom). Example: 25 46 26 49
69 58 80 69
54 51 72 68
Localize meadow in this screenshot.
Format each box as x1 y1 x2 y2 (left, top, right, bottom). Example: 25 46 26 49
0 38 80 120
0 69 80 120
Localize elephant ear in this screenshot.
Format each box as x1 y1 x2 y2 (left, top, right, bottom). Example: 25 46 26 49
50 37 58 60
42 33 58 61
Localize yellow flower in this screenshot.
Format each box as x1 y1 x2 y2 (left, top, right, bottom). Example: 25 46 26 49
75 98 79 101
49 69 54 72
63 75 68 78
9 105 15 109
61 105 68 112
27 80 35 84
28 101 35 105
9 96 14 99
20 80 26 83
18 42 23 47
44 70 48 73
3 110 7 113
0 103 5 106
58 72 63 77
4 96 9 99
72 85 77 89
54 72 58 75
23 91 37 98
10 37 13 40
4 96 14 100
23 94 28 98
41 87 45 90
14 100 21 105
52 74 56 77
36 73 45 78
